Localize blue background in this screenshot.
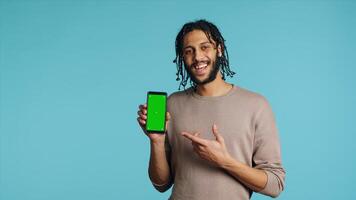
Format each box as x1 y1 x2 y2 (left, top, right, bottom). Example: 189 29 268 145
1 0 355 199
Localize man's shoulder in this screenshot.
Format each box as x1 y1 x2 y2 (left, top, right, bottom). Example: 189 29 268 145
235 85 265 99
234 85 270 108
168 87 193 100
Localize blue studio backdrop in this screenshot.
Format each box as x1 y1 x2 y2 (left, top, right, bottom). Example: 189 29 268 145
1 0 355 199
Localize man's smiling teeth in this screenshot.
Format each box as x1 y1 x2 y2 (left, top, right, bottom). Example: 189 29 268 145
195 63 208 69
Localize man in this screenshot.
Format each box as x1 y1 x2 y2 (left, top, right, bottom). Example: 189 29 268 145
137 19 285 199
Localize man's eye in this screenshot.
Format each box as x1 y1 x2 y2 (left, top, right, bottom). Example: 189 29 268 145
184 50 192 55
201 46 209 50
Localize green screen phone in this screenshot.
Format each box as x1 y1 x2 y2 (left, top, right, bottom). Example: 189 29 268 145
146 91 167 133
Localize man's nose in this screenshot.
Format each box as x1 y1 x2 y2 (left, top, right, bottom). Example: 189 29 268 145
194 49 205 62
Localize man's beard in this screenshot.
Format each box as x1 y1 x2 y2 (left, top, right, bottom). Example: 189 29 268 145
185 56 222 86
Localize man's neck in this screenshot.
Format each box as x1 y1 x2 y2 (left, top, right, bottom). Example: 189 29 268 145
195 74 233 97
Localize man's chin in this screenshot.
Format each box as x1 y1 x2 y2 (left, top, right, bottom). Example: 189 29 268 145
192 76 217 85
194 76 207 83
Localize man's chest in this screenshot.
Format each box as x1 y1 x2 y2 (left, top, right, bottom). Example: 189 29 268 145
169 100 255 147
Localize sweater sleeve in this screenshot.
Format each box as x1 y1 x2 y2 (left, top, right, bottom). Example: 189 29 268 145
252 97 286 198
150 135 174 192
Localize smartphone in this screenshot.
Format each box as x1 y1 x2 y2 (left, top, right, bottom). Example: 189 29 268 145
146 91 167 133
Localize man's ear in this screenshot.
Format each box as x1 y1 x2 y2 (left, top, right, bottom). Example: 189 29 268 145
217 44 223 57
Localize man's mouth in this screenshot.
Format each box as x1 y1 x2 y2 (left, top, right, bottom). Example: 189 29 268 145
193 62 208 75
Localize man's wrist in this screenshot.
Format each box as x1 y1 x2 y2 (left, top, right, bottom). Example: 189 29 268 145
219 155 239 170
150 139 165 146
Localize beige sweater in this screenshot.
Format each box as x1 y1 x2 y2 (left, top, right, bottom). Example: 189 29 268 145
152 85 285 200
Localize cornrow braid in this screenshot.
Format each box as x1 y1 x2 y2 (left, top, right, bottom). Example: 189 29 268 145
173 19 236 91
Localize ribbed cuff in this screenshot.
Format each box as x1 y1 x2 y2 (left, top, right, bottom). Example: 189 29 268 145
151 180 169 187
258 170 282 198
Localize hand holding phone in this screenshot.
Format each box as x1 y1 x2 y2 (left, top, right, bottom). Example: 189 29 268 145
137 92 170 142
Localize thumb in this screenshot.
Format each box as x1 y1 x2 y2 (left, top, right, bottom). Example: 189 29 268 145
212 124 224 143
165 112 171 131
166 112 171 121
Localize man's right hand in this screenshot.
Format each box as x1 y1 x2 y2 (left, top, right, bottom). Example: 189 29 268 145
137 103 171 144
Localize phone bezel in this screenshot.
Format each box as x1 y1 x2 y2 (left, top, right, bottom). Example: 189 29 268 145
146 91 167 134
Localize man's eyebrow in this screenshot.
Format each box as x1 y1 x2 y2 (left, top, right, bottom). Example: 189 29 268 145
183 41 212 50
200 41 211 45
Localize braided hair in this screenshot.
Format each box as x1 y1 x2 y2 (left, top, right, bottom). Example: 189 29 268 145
173 19 236 90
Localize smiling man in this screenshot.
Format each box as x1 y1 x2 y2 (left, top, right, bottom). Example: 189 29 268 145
137 19 285 200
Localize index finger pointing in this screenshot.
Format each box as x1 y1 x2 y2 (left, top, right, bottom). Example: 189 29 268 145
181 132 207 146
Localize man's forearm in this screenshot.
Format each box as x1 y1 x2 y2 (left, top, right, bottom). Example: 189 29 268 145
148 140 171 185
219 157 267 192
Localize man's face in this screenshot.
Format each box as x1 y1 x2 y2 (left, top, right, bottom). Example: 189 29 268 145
182 30 222 85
